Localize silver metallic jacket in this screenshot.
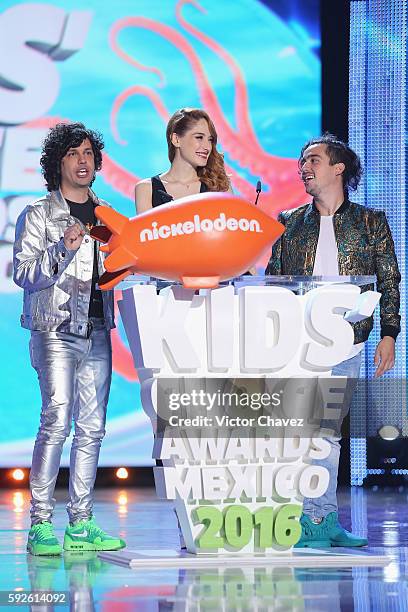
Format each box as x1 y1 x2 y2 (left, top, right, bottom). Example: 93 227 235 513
13 190 114 336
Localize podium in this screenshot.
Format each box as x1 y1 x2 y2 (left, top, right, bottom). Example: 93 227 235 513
112 275 382 562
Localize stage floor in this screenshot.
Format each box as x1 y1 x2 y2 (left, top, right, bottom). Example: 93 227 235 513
1 486 408 610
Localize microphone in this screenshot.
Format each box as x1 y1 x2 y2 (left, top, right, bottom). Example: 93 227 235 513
254 180 262 206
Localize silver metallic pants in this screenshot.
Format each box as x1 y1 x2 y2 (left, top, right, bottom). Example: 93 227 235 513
29 319 112 525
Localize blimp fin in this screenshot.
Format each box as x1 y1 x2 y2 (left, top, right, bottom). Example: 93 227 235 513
98 270 131 291
94 206 128 235
105 246 136 272
182 276 220 289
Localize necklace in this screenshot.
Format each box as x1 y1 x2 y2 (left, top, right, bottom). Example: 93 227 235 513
162 176 199 189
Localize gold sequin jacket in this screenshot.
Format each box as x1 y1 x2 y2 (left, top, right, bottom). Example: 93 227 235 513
265 200 401 343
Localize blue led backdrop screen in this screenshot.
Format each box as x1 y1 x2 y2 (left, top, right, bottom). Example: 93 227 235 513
348 0 407 485
0 0 321 466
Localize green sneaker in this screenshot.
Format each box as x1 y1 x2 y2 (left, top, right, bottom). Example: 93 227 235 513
27 522 62 556
294 513 331 548
325 512 368 547
63 516 126 552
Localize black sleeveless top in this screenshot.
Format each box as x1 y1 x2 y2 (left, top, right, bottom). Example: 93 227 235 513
151 174 209 207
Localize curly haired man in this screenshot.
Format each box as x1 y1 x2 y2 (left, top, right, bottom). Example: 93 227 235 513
13 123 125 555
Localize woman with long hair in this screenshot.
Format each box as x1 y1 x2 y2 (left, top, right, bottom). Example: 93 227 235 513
135 107 231 212
135 109 231 550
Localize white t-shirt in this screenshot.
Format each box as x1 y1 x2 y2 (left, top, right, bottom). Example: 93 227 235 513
313 216 339 276
313 215 363 358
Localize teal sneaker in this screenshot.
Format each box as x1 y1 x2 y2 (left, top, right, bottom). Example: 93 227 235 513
325 512 368 547
294 512 368 548
27 522 62 556
294 513 331 548
63 516 126 552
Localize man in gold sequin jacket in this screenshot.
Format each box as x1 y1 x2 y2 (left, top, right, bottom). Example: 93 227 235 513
265 134 401 548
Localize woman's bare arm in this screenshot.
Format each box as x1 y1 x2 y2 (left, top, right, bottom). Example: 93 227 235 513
135 180 153 214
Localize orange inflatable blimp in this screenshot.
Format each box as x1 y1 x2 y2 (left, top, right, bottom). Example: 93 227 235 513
91 192 284 290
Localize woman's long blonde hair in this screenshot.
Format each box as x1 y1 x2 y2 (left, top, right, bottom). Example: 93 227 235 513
166 108 230 192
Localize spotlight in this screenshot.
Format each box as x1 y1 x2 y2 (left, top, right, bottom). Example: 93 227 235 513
11 469 26 482
116 467 129 480
378 426 400 441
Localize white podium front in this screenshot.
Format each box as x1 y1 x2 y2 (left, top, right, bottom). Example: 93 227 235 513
101 275 389 567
